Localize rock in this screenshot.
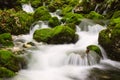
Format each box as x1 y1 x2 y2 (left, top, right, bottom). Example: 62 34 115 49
0 33 14 47
61 12 84 25
23 42 35 48
48 17 61 28
0 67 15 78
33 25 78 44
86 45 102 57
86 11 104 20
98 21 120 61
0 9 34 35
33 6 51 21
0 50 25 72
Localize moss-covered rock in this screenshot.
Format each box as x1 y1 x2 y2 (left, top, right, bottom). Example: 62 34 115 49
61 5 73 16
86 11 104 20
33 6 51 21
112 10 120 19
0 9 34 35
98 23 120 61
33 25 78 44
0 33 14 47
87 45 102 57
33 28 52 43
48 17 61 28
0 50 26 72
64 23 76 31
61 12 84 25
0 67 15 78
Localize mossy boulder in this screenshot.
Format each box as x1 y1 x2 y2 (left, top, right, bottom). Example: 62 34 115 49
112 10 120 19
61 5 73 16
87 45 102 57
0 50 26 72
33 25 78 44
86 11 104 20
0 33 14 47
98 23 120 61
48 17 61 28
0 9 34 35
0 67 15 78
61 12 84 25
33 6 51 21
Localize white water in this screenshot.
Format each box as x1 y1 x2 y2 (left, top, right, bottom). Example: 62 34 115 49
22 3 34 13
12 5 120 80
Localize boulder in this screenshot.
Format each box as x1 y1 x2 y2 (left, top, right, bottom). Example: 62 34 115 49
0 33 14 47
86 11 104 20
48 17 61 28
33 6 51 21
33 25 78 44
0 67 15 78
98 22 120 61
0 9 34 35
0 50 27 72
61 12 84 25
86 45 102 57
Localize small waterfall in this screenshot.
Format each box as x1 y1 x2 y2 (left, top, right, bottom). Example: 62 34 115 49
65 52 88 66
22 3 34 13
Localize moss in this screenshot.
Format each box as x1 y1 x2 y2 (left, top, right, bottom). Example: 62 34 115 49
33 6 51 21
33 28 52 42
64 23 76 31
61 12 84 25
86 11 104 20
87 45 102 57
0 67 15 78
61 5 73 16
0 50 26 72
98 29 111 48
0 9 34 35
48 17 61 28
112 10 120 19
109 17 120 26
31 0 42 8
0 33 14 47
33 25 78 44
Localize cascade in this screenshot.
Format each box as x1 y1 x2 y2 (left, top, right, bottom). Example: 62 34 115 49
11 4 120 80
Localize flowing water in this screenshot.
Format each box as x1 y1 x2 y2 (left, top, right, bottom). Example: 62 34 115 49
11 4 120 80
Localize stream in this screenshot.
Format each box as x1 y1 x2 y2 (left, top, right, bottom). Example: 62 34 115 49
10 4 120 80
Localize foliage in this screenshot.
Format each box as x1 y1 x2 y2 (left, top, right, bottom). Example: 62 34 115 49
0 9 34 35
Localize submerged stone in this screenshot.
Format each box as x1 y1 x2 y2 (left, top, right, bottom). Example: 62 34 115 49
86 45 102 57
